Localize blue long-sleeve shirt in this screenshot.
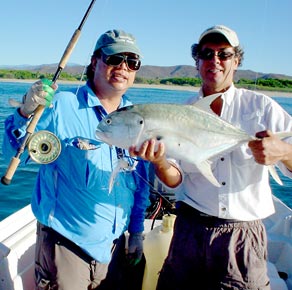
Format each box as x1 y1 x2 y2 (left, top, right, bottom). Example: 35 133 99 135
2 83 150 263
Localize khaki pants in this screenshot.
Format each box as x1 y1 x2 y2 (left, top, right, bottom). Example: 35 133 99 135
34 222 109 290
156 202 271 290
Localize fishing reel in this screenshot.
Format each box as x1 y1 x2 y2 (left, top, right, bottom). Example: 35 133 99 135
27 130 61 164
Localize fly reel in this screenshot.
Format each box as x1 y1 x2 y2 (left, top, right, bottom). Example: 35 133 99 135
27 130 61 164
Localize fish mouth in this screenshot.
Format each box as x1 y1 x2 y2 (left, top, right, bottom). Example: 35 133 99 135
95 129 109 142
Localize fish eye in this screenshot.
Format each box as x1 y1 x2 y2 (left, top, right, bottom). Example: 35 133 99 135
105 118 112 125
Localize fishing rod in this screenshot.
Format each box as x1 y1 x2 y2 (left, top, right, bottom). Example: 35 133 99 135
1 0 96 185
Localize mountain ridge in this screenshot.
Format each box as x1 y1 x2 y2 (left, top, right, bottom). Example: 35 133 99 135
1 64 291 81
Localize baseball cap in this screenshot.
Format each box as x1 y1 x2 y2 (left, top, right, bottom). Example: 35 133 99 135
198 25 239 47
94 29 142 56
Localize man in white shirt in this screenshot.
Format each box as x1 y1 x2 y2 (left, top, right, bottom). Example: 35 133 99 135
130 25 292 289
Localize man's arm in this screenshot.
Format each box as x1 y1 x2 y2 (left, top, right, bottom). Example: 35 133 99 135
129 139 182 188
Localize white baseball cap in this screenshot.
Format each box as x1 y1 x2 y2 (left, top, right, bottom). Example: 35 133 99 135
198 25 239 47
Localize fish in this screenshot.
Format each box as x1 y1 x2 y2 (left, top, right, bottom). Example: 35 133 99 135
95 94 292 187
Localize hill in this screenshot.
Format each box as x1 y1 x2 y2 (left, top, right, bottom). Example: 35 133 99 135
139 66 292 82
1 64 292 81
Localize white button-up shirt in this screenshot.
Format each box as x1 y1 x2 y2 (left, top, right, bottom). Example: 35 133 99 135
175 84 292 221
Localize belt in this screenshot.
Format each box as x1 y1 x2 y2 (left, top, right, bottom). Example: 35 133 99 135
176 202 240 224
40 223 95 263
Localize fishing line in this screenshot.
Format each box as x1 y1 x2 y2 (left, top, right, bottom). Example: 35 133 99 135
118 154 175 211
132 164 175 209
75 65 87 96
118 137 175 218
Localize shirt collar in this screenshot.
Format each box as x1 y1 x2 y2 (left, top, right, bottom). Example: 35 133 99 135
197 83 235 105
222 84 236 106
84 81 132 109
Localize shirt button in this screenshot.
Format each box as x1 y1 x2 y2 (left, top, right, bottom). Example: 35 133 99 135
221 207 227 212
221 157 224 161
222 181 226 186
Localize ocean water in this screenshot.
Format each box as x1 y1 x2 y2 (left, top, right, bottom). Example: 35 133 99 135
0 81 292 221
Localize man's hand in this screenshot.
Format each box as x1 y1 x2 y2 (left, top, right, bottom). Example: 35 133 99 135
20 79 56 117
129 139 166 164
127 232 144 266
129 139 182 188
248 130 292 168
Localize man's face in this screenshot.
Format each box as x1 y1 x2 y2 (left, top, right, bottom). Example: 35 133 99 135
198 41 239 95
92 52 140 93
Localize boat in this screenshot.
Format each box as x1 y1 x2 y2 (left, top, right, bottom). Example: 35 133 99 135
0 193 292 290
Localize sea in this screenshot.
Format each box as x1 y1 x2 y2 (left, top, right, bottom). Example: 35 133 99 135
0 81 292 221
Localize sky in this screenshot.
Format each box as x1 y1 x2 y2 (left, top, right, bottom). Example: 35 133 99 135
0 0 292 76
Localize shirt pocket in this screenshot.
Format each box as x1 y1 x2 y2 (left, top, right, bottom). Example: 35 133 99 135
59 137 104 189
240 111 266 135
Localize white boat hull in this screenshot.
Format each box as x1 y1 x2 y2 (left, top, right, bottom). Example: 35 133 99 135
1 195 292 290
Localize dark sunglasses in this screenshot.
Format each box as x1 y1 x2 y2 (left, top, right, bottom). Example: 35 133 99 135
198 48 235 61
100 52 141 71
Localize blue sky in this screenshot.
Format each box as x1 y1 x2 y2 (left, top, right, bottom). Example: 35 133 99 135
1 0 292 76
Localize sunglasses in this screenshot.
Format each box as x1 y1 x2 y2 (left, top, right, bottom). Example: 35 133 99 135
100 52 141 71
198 48 235 61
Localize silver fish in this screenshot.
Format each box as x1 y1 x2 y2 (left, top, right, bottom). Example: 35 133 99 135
96 95 291 187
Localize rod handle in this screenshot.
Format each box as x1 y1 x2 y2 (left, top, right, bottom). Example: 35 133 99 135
1 157 21 185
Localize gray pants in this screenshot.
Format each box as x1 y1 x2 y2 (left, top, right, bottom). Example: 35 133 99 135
156 202 271 290
34 222 109 290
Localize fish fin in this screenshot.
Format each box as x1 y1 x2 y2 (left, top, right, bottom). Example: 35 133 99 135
261 132 292 186
197 160 221 187
191 93 222 114
263 132 292 186
9 98 22 107
274 132 292 140
260 131 292 186
108 167 118 194
268 165 283 186
108 159 129 193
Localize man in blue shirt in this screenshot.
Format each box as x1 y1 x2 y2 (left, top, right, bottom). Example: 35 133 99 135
2 29 150 289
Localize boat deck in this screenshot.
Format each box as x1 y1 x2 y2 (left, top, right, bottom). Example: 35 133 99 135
1 196 292 290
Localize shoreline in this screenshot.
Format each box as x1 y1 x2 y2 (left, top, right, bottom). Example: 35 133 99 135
133 84 292 98
1 78 292 98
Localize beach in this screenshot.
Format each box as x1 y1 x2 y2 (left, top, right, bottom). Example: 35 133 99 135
133 83 292 98
112 82 292 98
1 78 292 98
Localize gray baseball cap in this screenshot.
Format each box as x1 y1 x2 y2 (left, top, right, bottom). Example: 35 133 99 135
94 29 141 56
199 25 240 47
